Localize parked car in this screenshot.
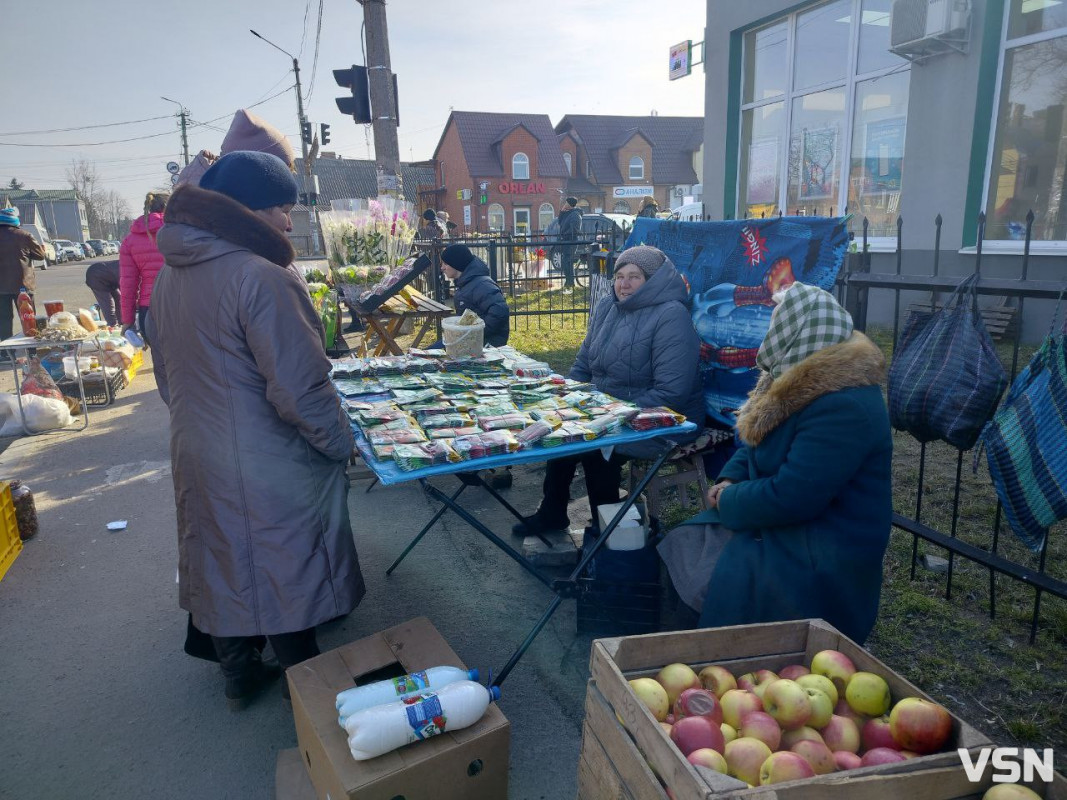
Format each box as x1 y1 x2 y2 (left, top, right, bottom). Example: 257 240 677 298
85 239 107 257
105 241 118 255
20 223 55 269
49 241 67 264
54 239 82 261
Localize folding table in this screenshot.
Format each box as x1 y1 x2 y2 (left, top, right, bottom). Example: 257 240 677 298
0 334 90 434
354 420 697 686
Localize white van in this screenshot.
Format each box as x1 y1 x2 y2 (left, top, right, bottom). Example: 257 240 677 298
671 202 705 222
20 223 55 269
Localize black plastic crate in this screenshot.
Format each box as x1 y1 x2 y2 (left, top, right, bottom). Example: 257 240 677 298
57 369 124 407
576 578 661 637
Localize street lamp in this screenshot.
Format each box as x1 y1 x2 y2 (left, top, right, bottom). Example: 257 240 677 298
160 96 190 166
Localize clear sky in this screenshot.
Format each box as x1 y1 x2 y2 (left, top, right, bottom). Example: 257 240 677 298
0 1 707 218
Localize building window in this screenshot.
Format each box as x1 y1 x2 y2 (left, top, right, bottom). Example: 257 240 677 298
984 0 1067 242
488 203 505 232
586 160 592 179
513 207 530 235
737 0 909 237
629 157 644 180
512 152 530 180
439 162 445 186
614 200 632 213
563 152 572 175
538 202 555 230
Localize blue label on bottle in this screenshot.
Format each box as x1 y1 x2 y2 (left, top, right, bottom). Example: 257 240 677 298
404 693 447 740
392 670 429 695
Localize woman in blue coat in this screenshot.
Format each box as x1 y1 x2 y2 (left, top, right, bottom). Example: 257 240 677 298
659 283 892 643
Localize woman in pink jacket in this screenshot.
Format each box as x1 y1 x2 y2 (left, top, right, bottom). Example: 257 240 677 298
119 192 168 340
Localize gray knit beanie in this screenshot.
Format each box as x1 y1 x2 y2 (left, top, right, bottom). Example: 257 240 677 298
614 245 671 279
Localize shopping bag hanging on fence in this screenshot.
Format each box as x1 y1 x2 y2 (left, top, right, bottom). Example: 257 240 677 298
979 291 1067 552
886 273 1008 451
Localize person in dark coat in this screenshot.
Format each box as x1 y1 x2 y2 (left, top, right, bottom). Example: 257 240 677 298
0 206 43 341
439 244 509 347
658 283 892 643
418 209 446 240
556 197 583 289
637 196 660 218
514 246 703 536
151 151 365 710
84 259 121 326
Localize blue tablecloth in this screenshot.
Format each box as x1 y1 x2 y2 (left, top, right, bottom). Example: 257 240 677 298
354 421 697 486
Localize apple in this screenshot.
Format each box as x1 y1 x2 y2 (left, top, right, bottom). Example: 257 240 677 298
889 697 952 754
846 671 892 717
834 697 868 727
860 747 908 767
861 715 900 752
739 711 782 751
797 673 840 706
819 715 861 754
762 679 813 730
674 688 723 725
665 713 676 725
982 786 1043 800
687 747 729 774
656 663 701 705
810 650 857 694
759 750 816 785
671 715 726 756
805 687 834 729
790 739 836 775
724 737 773 786
699 665 737 698
629 677 670 722
779 663 811 681
737 669 779 697
720 722 737 744
899 751 920 759
833 750 863 771
780 726 825 749
720 689 763 729
659 722 673 736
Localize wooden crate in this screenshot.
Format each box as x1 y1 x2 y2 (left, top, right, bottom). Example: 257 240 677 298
587 618 993 800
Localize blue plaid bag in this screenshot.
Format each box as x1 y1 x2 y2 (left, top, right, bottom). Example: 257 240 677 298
887 273 1008 451
980 293 1067 551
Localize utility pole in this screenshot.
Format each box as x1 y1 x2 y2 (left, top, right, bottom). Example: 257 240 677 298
161 96 190 166
359 0 402 198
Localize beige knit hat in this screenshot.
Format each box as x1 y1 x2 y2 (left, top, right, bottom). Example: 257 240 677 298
220 110 295 170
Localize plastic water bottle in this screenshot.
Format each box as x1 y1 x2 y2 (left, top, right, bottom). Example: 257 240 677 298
344 680 501 761
336 666 478 722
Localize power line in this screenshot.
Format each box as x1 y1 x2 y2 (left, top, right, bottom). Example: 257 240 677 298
299 0 312 59
306 0 325 102
0 114 173 137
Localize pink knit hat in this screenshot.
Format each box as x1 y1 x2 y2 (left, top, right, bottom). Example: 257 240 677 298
220 110 295 170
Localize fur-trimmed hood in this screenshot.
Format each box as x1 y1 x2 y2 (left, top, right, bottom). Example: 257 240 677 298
157 183 294 268
736 332 886 446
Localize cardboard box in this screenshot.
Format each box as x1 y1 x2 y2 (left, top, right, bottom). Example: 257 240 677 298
289 616 509 800
586 618 993 800
276 748 317 800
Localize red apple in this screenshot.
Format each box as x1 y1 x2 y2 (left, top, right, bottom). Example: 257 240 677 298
671 715 725 756
739 710 782 751
861 747 908 767
763 679 813 730
810 650 857 695
834 697 868 727
846 671 892 717
819 715 861 754
665 713 676 725
798 673 840 706
861 715 900 752
737 669 779 697
687 747 728 774
888 697 953 754
790 739 836 775
780 726 825 749
674 688 723 725
699 665 737 698
656 663 701 705
759 750 816 785
779 663 811 681
724 737 773 786
720 689 763 729
833 750 863 771
629 677 670 722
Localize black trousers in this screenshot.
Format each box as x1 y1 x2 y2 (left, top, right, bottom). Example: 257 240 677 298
540 450 628 525
211 627 320 678
0 293 18 341
91 288 121 326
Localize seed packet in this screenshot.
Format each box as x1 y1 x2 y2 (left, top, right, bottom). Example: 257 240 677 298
421 413 475 429
364 415 418 432
450 430 520 460
334 378 386 397
476 378 511 390
531 407 588 425
392 388 443 406
378 374 428 390
629 407 686 430
469 401 519 418
562 391 596 408
367 427 428 445
354 403 408 427
477 413 533 431
541 422 596 447
510 360 553 379
583 414 622 437
515 420 557 448
371 442 396 460
426 426 481 439
393 441 460 471
409 402 454 417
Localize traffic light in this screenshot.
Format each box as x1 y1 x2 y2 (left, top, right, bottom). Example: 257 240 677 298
298 192 318 207
333 65 371 124
299 192 309 206
301 121 313 145
320 123 331 146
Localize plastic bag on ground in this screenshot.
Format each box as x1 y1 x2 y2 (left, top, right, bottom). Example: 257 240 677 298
20 358 64 401
0 392 72 436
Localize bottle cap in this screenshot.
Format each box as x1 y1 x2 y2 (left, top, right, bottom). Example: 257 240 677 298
489 685 501 702
467 668 479 682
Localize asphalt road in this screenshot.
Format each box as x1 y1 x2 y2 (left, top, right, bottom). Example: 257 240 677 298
0 262 607 800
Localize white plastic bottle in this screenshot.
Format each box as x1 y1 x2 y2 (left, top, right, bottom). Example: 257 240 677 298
344 680 501 761
336 666 479 721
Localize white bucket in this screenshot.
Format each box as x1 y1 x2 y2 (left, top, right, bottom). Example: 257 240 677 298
62 356 93 380
441 315 485 358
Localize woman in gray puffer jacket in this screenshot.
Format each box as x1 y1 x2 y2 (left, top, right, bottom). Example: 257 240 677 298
514 246 703 536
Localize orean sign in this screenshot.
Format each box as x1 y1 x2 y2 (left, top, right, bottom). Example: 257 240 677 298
669 40 692 81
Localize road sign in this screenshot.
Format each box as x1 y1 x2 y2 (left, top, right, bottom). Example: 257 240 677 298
170 174 179 185
166 161 180 175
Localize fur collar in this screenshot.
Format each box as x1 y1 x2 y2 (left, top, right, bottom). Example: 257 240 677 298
736 332 886 446
162 184 295 267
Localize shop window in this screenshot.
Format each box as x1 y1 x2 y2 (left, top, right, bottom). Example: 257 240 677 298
538 202 554 230
984 1 1067 242
513 207 530 235
512 153 529 180
614 200 632 213
563 152 572 175
488 203 505 232
737 0 909 239
629 157 644 180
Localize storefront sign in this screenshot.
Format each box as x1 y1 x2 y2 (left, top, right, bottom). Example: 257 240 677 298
463 205 472 226
612 186 654 199
498 181 546 194
669 40 692 81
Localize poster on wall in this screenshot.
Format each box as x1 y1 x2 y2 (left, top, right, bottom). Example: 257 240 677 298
746 138 779 205
863 117 905 194
800 126 838 200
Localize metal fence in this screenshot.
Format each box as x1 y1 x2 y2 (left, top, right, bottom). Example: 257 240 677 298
844 211 1066 642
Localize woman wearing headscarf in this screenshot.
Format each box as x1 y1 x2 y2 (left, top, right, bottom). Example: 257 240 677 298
658 283 892 643
118 192 168 341
637 196 660 218
150 151 364 710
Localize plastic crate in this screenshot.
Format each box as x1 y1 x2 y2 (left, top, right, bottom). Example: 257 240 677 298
0 481 22 582
577 543 662 636
124 349 144 383
57 368 124 406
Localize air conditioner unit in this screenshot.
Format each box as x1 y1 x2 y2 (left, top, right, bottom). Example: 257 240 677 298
890 0 970 54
